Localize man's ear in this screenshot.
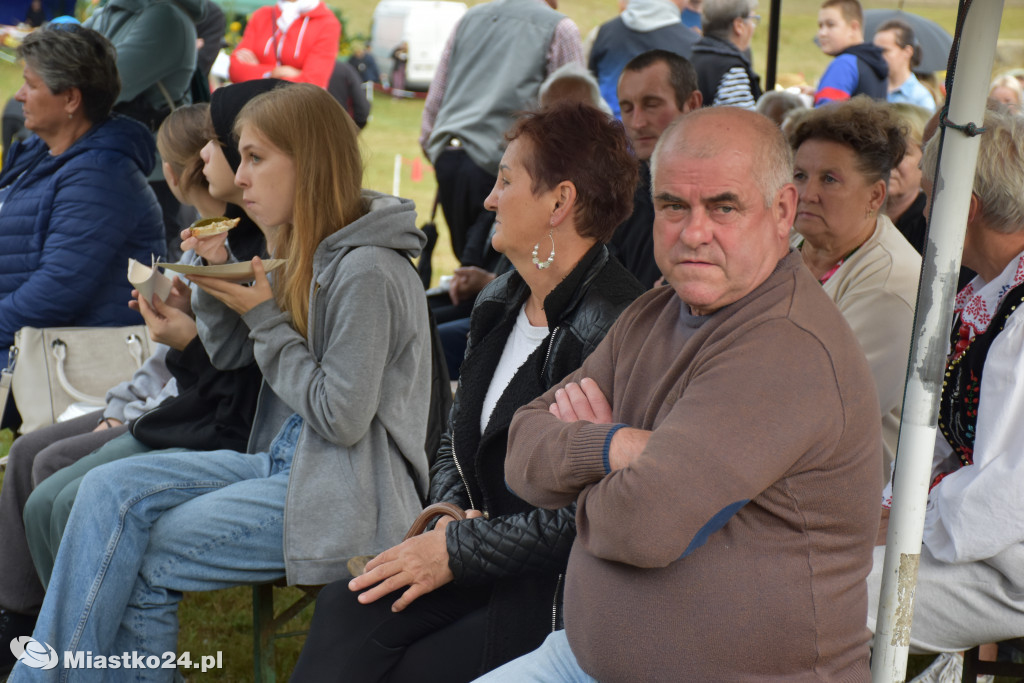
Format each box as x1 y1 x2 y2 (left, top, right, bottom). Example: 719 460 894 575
684 89 703 113
775 183 799 233
731 15 746 37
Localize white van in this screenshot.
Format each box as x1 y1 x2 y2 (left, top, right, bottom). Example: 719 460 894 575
371 0 468 91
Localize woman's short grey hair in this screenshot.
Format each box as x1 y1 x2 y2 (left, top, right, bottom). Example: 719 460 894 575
538 62 613 115
702 0 758 41
17 25 121 123
755 90 806 127
921 107 1024 233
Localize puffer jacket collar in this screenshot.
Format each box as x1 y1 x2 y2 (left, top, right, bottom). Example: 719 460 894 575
2 114 156 191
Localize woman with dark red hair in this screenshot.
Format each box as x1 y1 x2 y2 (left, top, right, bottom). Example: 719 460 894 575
291 103 646 683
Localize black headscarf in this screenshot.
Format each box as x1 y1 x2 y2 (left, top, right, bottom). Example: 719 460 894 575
209 79 286 172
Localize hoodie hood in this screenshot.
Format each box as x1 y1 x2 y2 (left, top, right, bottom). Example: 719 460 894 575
841 43 889 80
621 0 683 32
315 191 427 270
101 0 204 22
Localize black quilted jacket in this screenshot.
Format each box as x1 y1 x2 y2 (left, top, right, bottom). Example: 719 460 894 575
427 243 644 672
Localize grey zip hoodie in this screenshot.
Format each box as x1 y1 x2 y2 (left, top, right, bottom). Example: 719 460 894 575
194 191 431 585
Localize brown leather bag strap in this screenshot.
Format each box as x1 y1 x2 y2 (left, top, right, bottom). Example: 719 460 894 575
346 502 468 577
403 502 467 540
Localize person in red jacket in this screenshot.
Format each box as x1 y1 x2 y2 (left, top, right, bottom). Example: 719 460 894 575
229 0 340 89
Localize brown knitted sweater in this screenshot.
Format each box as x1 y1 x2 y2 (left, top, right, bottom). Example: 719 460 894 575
506 251 881 682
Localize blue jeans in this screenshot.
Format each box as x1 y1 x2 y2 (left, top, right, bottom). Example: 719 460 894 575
472 630 597 683
10 414 303 683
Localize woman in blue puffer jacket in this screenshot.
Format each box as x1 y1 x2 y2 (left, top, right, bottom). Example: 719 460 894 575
0 24 165 351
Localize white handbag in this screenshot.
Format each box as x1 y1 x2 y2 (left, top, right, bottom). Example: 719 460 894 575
3 325 151 434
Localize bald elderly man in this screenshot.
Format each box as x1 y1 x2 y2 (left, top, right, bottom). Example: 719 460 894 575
476 107 882 682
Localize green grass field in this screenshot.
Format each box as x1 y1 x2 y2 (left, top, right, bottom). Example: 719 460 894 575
1 0 1024 679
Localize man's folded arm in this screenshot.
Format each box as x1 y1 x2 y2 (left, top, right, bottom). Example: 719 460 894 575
505 313 625 508
575 324 847 568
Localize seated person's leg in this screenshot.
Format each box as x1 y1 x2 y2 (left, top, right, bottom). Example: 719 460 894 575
386 601 487 683
0 412 126 674
28 411 128 484
113 463 291 660
0 416 98 614
23 432 157 586
471 630 597 683
27 445 282 665
428 295 475 325
291 579 488 683
867 544 1024 653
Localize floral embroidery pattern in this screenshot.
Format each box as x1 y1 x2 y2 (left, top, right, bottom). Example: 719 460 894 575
955 253 1024 339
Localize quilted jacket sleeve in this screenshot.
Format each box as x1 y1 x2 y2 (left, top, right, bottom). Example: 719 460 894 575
428 428 472 509
445 504 577 584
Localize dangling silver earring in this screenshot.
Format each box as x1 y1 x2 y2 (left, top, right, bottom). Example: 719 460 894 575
532 228 555 270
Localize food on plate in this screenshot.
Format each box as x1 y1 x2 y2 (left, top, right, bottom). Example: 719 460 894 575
188 216 240 238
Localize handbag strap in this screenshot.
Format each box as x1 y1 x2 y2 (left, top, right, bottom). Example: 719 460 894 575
403 501 467 540
345 502 467 577
0 346 15 442
50 332 147 405
0 367 12 441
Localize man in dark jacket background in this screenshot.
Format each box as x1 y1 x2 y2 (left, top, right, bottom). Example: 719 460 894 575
692 0 763 109
588 0 698 118
610 50 701 288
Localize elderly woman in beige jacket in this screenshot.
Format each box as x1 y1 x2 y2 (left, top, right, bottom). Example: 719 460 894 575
789 96 922 485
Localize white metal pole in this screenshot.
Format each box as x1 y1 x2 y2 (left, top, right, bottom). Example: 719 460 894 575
871 2 1005 680
393 153 402 197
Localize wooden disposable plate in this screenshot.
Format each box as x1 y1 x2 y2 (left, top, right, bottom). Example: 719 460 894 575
160 259 287 282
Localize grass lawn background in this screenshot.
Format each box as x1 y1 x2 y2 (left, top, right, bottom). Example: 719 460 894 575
1 0 1023 678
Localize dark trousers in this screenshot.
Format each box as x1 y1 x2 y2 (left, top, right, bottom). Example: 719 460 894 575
0 411 128 614
291 579 489 683
434 149 496 266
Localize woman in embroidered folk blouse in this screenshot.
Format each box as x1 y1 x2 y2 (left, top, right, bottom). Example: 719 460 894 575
788 97 922 487
865 106 1024 662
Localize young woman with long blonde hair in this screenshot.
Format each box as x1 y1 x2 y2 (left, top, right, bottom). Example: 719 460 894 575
10 83 433 683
